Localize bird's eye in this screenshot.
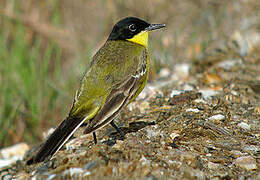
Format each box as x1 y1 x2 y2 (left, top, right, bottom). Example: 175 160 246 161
129 24 137 32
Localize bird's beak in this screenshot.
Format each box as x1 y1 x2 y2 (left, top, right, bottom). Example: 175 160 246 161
145 24 166 31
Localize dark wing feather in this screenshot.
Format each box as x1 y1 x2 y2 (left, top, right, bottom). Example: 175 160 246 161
84 74 139 133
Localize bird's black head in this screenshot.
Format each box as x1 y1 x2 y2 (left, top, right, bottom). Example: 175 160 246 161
108 17 149 40
108 17 165 41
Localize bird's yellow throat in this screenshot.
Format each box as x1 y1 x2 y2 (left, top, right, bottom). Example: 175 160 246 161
127 31 149 47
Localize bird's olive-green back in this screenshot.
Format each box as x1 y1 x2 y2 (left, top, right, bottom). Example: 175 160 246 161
69 40 148 119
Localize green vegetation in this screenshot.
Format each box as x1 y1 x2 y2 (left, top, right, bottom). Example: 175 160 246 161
0 1 65 147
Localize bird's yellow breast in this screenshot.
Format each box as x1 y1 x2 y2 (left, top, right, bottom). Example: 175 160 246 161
126 31 149 47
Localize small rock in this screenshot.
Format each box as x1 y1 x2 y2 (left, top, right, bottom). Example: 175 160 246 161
146 128 159 138
170 132 180 140
169 91 201 105
234 156 257 170
170 90 183 97
208 114 225 121
159 68 170 78
172 63 190 81
205 73 222 84
140 155 150 166
0 143 29 159
194 99 207 104
84 161 98 170
238 122 251 130
208 162 220 170
243 145 260 155
199 89 219 99
62 168 84 177
180 152 197 168
138 101 150 114
46 174 56 180
217 60 239 70
254 106 260 115
230 150 247 158
182 84 194 91
186 108 200 113
0 159 17 168
112 140 124 149
230 31 250 56
231 90 238 96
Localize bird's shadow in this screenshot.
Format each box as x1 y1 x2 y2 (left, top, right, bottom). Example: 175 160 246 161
102 121 155 146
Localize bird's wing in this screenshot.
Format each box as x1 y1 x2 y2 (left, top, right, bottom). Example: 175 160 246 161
83 48 148 133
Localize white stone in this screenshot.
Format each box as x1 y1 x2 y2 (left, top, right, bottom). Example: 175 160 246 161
186 108 200 113
238 122 251 130
146 129 159 138
84 171 91 176
0 159 17 168
170 132 180 140
208 162 220 169
173 63 190 79
46 174 56 180
208 114 225 121
182 84 194 91
140 155 150 166
170 90 183 97
194 99 207 104
217 60 238 70
199 89 219 99
235 156 257 170
159 68 170 77
62 168 84 177
0 143 29 159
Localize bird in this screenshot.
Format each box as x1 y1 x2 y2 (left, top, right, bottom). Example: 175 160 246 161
27 17 165 164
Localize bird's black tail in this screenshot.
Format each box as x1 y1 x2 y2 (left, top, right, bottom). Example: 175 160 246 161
27 116 85 165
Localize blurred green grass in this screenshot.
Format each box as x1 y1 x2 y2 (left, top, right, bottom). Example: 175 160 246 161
0 0 66 147
0 0 258 147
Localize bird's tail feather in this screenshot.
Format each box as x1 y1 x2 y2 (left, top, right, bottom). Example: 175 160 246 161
27 116 85 165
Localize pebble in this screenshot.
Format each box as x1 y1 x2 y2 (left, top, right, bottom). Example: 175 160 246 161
180 152 197 167
159 68 170 78
208 162 220 170
0 159 17 168
217 60 239 70
170 132 180 140
138 101 150 114
172 63 190 81
140 155 150 166
62 168 84 177
243 145 259 154
0 143 29 159
84 161 98 170
208 114 225 121
186 108 200 113
254 106 260 114
46 174 56 180
234 156 257 170
199 89 219 99
194 99 207 104
230 150 246 158
146 129 159 138
237 122 251 130
231 31 250 56
112 140 124 149
170 90 183 97
182 84 194 91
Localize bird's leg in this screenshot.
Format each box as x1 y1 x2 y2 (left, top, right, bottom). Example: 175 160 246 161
110 120 125 140
93 132 97 144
